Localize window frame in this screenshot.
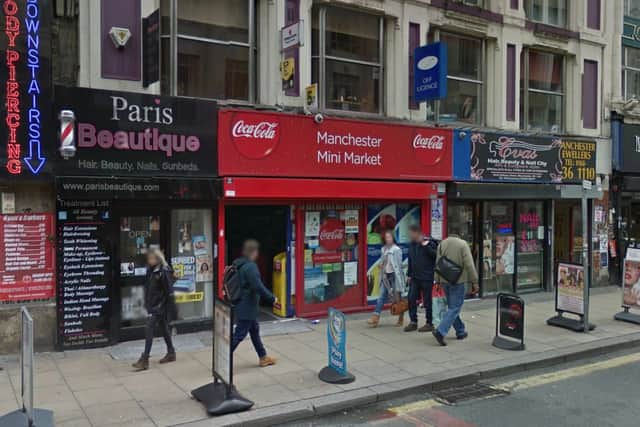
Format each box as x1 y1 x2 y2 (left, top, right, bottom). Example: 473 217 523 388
524 0 568 28
312 5 385 115
625 0 640 18
520 48 565 133
161 0 256 102
429 29 486 126
623 46 640 100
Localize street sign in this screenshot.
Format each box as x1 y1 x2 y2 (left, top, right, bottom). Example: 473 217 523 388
281 21 303 50
414 42 448 102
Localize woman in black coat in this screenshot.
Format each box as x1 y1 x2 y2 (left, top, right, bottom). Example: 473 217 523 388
132 249 177 371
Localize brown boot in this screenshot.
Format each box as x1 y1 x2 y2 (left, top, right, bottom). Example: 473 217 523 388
158 352 176 364
395 312 405 327
132 354 149 371
367 314 380 328
259 355 277 367
419 323 434 332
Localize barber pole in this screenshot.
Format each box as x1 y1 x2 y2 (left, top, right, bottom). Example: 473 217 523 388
59 110 76 159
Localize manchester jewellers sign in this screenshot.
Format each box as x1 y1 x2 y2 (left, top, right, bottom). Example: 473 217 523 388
54 86 217 177
1 0 52 177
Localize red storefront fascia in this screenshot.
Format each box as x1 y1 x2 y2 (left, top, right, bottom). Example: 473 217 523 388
217 108 453 318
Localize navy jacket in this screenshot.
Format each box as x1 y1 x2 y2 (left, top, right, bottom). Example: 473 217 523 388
408 238 438 282
234 257 276 321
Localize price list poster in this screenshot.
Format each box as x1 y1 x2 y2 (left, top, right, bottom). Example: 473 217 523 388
56 201 112 349
0 213 55 300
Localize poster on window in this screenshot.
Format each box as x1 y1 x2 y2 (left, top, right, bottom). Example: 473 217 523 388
193 235 208 255
178 222 193 254
431 199 444 241
366 204 420 302
623 248 640 310
305 211 320 237
343 262 358 287
495 235 515 275
172 256 196 294
342 210 359 234
556 262 585 315
196 255 213 282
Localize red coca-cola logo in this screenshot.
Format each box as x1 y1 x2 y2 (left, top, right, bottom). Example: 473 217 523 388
412 132 446 166
319 219 345 251
230 116 281 159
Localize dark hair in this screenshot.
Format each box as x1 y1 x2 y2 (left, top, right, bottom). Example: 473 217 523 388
409 224 422 233
449 226 462 236
242 239 260 257
381 229 396 244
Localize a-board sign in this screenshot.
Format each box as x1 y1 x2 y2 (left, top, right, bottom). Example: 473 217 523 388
493 293 525 351
623 247 640 310
556 262 586 316
213 298 233 385
328 307 347 375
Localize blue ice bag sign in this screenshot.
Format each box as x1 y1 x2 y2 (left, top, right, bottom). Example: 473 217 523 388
414 42 448 102
327 308 346 375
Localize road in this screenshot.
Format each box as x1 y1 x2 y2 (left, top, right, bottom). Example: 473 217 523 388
285 349 640 427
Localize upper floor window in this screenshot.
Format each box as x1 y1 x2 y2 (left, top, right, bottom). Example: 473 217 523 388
626 0 640 18
312 6 383 114
458 0 484 6
427 31 484 125
520 49 564 133
160 0 255 101
623 48 640 100
524 0 567 27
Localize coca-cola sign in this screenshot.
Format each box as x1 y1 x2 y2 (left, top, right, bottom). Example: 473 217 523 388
218 109 453 180
412 132 446 166
230 116 281 159
319 219 345 251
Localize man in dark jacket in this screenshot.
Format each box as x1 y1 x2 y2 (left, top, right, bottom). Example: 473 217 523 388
231 239 278 367
405 224 438 332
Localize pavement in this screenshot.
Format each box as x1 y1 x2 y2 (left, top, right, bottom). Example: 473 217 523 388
0 287 639 427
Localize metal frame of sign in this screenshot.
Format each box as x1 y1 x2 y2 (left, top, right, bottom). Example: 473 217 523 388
212 297 234 386
554 261 587 317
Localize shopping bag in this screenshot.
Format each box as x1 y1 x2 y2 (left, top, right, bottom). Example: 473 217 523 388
432 284 447 327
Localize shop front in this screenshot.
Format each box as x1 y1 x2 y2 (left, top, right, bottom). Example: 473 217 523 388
451 130 600 297
53 87 219 349
217 110 452 318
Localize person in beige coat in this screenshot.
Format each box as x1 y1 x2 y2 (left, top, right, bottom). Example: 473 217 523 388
432 230 478 346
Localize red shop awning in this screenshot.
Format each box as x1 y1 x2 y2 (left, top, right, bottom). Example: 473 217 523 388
222 177 442 200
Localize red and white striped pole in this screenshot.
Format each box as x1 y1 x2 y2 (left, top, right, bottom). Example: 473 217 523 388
59 110 76 159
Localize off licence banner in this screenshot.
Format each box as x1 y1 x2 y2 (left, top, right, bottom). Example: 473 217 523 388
0 213 55 301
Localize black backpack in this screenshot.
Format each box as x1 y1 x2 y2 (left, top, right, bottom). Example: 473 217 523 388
222 259 248 304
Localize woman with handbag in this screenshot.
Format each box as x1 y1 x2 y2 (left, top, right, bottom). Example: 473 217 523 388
367 230 407 328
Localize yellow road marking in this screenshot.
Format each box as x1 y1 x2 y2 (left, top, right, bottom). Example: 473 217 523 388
388 352 640 416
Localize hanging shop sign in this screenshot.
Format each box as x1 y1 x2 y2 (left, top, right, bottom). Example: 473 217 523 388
0 213 55 301
414 42 448 102
219 109 453 181
1 0 53 177
53 86 217 177
453 131 596 184
142 9 160 88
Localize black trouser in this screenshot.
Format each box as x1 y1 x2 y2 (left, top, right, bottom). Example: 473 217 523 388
408 279 433 324
231 320 267 358
143 313 175 357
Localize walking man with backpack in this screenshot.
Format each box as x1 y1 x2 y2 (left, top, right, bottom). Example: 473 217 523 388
229 239 278 367
432 229 478 346
404 224 438 332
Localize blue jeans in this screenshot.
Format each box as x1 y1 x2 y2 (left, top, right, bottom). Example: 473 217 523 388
437 283 466 338
374 273 395 315
232 320 267 358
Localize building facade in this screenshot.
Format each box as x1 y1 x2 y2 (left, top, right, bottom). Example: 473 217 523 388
0 0 618 351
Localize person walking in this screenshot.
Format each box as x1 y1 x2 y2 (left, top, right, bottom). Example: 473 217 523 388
405 224 438 332
133 249 176 371
367 230 406 328
231 239 278 367
432 229 478 346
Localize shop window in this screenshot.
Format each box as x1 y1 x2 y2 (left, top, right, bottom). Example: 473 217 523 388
482 202 515 295
448 202 480 299
623 47 640 100
169 209 214 321
303 206 361 307
520 49 564 133
626 0 640 18
524 0 567 28
366 204 420 303
427 31 484 125
311 6 383 114
516 202 544 291
160 0 254 101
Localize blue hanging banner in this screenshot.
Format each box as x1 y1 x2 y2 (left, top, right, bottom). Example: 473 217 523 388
414 42 448 102
327 307 347 375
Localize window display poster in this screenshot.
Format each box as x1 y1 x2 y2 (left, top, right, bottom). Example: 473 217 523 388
431 199 444 241
342 210 359 234
344 262 358 286
196 255 213 282
178 222 193 254
119 216 160 276
495 235 514 275
623 248 640 309
213 300 232 385
556 262 585 315
193 235 208 256
366 204 420 301
305 211 320 237
172 256 196 294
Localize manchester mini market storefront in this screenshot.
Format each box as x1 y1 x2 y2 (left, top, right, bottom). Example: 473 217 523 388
54 87 219 349
217 109 452 318
450 130 604 297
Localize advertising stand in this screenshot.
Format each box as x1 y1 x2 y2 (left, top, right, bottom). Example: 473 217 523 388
319 308 355 384
492 293 525 351
547 262 595 332
191 299 253 416
614 245 640 325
